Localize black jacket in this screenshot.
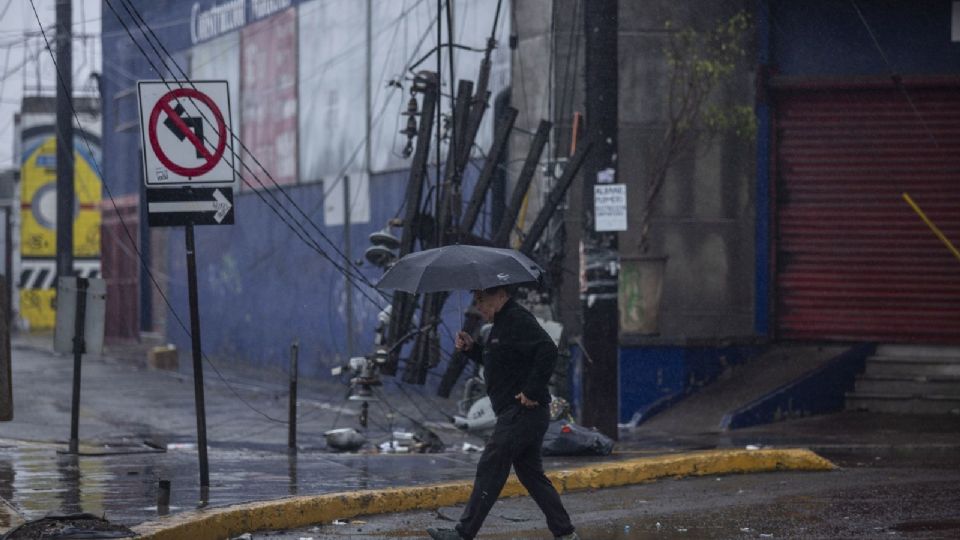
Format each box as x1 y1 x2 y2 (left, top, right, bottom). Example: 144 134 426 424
465 299 556 415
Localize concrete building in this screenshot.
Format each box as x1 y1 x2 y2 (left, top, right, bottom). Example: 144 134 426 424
100 1 960 424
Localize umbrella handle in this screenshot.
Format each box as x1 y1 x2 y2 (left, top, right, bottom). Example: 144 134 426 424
457 291 463 330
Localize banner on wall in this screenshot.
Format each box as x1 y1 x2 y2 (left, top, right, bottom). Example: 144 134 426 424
19 135 102 330
241 6 298 187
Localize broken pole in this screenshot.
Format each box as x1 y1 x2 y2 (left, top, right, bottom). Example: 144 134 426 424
492 120 552 247
385 72 438 375
519 136 595 255
461 107 518 235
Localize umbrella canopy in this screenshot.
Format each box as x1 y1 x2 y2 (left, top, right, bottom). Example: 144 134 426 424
376 244 544 293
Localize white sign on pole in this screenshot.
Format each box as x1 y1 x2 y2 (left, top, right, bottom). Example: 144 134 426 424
594 183 628 232
138 81 235 186
54 277 107 356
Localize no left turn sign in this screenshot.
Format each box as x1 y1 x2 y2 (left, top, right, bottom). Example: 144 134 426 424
138 81 235 186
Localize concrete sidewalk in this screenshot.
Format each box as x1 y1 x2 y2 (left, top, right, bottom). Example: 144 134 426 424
2 332 959 538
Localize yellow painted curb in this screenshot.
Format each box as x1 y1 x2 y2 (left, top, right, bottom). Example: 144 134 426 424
132 448 834 540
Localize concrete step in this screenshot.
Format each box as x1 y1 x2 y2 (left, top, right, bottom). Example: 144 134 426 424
863 356 960 378
854 375 960 397
875 344 960 360
845 392 960 415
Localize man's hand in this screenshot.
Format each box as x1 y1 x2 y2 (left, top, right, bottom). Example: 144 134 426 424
455 330 475 352
515 392 538 408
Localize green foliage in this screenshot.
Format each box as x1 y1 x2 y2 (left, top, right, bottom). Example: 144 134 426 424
639 11 754 253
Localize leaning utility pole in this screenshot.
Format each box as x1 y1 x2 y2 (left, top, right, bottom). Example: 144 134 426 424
581 0 619 439
55 0 74 280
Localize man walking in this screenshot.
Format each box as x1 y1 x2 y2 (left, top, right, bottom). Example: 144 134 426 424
427 286 578 540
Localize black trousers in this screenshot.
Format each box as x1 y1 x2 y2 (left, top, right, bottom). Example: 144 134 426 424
456 404 575 539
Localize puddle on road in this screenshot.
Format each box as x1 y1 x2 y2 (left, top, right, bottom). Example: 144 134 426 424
0 443 442 527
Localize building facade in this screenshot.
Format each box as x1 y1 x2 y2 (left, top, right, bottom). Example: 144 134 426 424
101 0 511 378
101 1 960 422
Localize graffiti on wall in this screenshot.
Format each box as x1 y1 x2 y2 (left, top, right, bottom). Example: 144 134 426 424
19 136 102 329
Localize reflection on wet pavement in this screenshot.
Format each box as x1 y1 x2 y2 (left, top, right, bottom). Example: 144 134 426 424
0 440 517 526
0 438 640 528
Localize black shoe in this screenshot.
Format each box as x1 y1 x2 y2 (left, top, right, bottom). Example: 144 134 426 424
426 527 464 540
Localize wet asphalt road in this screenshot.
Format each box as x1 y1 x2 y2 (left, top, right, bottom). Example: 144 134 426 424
253 452 960 539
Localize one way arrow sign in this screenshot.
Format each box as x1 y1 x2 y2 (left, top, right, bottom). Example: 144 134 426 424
147 187 235 227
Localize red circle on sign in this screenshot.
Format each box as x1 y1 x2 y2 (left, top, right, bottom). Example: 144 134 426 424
148 87 227 178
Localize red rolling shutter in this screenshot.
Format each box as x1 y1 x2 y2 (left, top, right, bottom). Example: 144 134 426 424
774 83 960 343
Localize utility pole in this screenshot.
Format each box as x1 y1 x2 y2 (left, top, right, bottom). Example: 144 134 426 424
581 0 619 439
55 0 74 280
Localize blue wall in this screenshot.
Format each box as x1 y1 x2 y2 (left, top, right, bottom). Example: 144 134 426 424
770 0 960 76
618 344 761 424
102 1 492 386
164 167 488 382
721 343 875 429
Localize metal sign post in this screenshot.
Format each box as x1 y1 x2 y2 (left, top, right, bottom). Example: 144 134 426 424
53 276 106 454
68 277 88 454
138 80 235 490
185 224 209 487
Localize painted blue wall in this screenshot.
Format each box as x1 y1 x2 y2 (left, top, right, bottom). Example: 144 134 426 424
721 344 875 429
618 344 761 424
770 0 960 76
102 1 493 387
164 166 489 383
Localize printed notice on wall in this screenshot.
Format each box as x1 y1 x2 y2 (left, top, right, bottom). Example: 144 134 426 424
594 183 627 232
953 1 960 41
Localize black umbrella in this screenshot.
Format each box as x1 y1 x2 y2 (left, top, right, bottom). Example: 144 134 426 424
376 244 543 293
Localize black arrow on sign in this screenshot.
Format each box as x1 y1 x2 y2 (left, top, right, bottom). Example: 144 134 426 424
164 103 206 159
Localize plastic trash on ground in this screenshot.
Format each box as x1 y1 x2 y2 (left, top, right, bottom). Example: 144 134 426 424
324 428 367 452
541 420 614 456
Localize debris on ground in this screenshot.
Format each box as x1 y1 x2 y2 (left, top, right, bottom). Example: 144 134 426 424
324 428 367 452
2 513 135 539
541 420 614 456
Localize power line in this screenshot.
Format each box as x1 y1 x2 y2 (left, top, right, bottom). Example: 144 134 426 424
848 0 941 150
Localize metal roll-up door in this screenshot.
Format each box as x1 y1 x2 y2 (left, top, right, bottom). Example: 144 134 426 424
775 83 960 343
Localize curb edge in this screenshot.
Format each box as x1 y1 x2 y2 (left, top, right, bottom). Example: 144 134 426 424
132 448 835 540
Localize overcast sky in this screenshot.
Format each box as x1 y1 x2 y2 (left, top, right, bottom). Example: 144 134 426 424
0 0 102 170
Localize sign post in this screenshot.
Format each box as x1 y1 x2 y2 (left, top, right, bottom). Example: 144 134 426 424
53 276 106 454
184 223 209 488
138 81 235 490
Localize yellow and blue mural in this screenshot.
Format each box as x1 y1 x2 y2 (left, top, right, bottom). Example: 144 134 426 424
19 132 102 330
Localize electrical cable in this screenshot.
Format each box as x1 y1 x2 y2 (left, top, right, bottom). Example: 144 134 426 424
849 0 942 149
